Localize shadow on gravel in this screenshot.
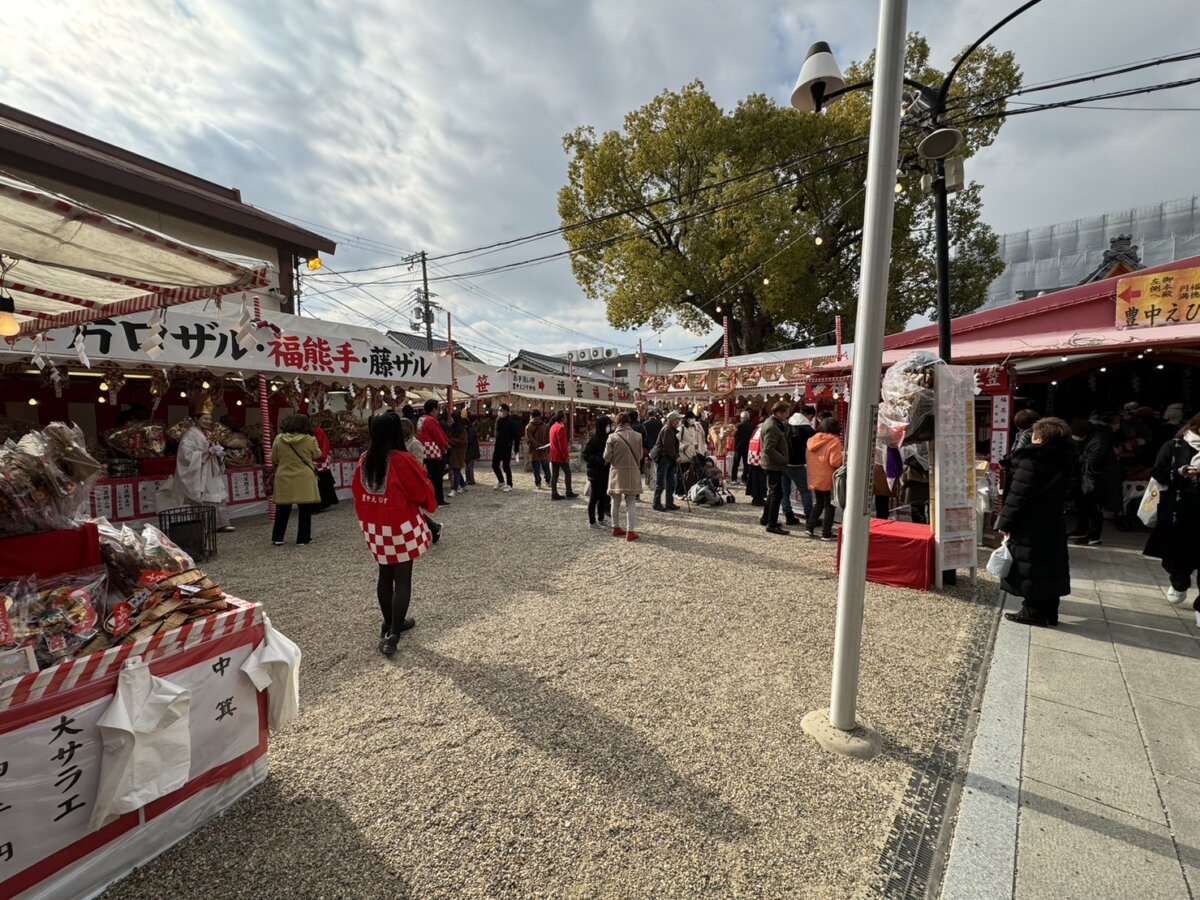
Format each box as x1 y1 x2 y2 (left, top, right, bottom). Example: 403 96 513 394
407 647 754 842
103 779 412 900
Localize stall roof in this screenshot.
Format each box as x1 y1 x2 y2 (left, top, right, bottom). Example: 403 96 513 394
668 343 850 373
813 254 1200 374
0 173 269 336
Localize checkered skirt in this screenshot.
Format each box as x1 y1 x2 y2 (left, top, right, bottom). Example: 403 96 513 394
360 516 433 564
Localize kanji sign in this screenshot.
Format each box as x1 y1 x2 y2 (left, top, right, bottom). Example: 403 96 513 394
0 309 452 385
1116 267 1200 329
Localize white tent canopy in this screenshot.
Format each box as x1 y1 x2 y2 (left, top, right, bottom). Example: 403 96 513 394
0 172 268 336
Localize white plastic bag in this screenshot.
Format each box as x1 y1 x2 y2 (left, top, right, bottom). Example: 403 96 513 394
241 614 302 732
986 539 1013 578
1137 478 1163 527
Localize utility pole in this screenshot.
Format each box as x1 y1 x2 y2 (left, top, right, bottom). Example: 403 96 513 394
420 250 433 351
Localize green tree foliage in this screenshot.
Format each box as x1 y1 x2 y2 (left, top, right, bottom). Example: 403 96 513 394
557 34 1021 354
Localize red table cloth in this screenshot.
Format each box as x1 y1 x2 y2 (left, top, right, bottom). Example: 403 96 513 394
0 523 101 580
837 519 935 591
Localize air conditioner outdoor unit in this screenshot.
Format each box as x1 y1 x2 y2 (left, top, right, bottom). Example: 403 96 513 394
590 348 602 360
577 348 590 362
603 348 618 359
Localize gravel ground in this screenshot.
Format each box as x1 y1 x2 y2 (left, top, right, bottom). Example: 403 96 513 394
102 473 991 900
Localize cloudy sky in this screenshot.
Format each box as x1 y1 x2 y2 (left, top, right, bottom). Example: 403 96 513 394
7 0 1199 363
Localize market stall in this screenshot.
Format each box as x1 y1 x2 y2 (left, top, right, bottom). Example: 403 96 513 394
812 255 1200 517
1 305 453 524
0 421 300 898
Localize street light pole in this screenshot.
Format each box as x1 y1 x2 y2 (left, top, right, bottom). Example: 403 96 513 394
795 0 909 758
932 157 953 363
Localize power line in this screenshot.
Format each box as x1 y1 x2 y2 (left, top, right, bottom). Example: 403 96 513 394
317 134 872 277
959 74 1200 124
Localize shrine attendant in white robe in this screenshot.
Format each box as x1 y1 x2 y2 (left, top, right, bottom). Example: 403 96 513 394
169 410 235 531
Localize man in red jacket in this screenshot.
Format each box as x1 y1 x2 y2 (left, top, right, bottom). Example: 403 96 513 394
417 399 449 505
549 411 577 501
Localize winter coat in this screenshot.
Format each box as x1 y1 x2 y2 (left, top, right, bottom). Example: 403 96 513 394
995 438 1074 602
1077 431 1121 511
786 415 814 466
526 420 550 461
759 416 789 472
1144 434 1200 571
494 415 521 455
734 419 754 453
806 433 845 492
642 417 664 453
900 460 930 505
466 424 481 461
873 464 893 498
271 433 320 505
549 422 569 464
583 430 610 482
446 423 468 469
604 426 644 495
314 426 333 473
679 420 706 462
655 422 681 463
352 449 437 564
417 415 448 461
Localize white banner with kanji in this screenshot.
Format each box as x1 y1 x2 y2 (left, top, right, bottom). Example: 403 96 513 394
0 308 451 386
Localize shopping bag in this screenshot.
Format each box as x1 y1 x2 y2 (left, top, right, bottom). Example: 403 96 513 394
986 539 1013 578
1137 478 1163 527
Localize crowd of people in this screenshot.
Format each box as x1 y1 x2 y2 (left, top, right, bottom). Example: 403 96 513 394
177 388 1195 653
998 404 1200 628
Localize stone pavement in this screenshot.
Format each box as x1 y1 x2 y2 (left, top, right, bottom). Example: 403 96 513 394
942 533 1200 900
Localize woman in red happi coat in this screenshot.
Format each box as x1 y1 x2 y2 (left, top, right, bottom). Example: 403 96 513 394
352 410 438 656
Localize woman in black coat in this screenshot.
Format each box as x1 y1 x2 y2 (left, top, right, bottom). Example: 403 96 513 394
1144 413 1200 608
582 415 612 528
996 417 1076 627
1068 419 1121 545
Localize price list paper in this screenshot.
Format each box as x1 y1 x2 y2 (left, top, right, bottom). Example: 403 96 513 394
934 366 979 574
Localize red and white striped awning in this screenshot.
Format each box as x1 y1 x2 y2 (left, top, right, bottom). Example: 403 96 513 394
0 173 269 336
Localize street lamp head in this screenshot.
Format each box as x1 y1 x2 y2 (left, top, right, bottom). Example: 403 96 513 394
917 127 963 160
792 42 845 113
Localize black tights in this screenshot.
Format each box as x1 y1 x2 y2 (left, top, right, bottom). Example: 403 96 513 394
377 561 414 634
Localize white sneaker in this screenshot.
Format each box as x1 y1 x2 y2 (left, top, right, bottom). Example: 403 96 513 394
1167 587 1188 606
502 485 513 492
448 490 457 498
493 483 504 491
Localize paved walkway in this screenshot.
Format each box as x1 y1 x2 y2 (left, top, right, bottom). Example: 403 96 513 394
943 535 1200 899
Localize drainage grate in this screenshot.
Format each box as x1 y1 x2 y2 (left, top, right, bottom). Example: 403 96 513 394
873 598 1000 899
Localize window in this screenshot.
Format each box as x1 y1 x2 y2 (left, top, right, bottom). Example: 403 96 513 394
614 368 629 378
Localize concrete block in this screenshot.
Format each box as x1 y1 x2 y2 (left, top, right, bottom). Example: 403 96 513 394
1023 697 1166 824
1028 645 1131 720
1016 778 1187 900
1133 692 1200 783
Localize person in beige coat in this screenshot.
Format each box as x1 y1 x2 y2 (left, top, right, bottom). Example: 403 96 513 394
604 413 644 542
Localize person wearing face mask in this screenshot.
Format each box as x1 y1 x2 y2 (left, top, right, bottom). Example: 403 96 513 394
491 403 520 492
1145 412 1200 610
582 414 612 528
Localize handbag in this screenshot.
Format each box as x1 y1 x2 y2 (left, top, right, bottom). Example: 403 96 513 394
1137 478 1163 527
986 538 1013 578
262 465 276 499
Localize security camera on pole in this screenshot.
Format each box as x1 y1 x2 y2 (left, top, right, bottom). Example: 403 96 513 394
791 1 909 760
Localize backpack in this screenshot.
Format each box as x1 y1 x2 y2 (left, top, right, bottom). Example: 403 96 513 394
832 464 847 509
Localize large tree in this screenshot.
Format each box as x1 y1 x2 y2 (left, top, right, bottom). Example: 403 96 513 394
557 35 1021 354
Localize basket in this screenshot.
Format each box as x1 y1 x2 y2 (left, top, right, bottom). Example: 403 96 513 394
158 506 217 562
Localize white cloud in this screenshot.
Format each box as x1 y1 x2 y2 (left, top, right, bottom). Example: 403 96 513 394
5 0 1198 363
